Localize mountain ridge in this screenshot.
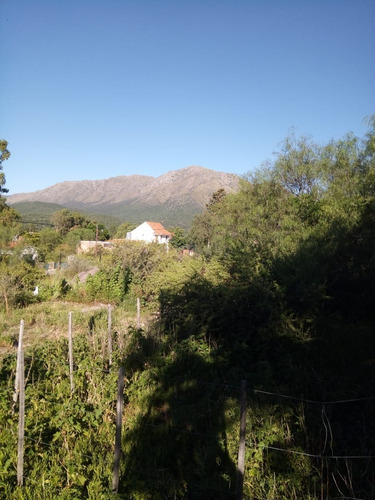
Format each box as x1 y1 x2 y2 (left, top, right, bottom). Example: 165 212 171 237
7 166 240 228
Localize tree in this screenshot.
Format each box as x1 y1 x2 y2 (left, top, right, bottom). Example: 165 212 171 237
0 140 21 247
271 133 322 197
51 209 91 235
0 140 11 216
86 221 110 241
205 188 227 211
64 227 95 252
51 209 76 235
0 254 43 312
0 140 10 199
188 188 230 254
168 227 187 249
33 228 62 262
113 221 136 239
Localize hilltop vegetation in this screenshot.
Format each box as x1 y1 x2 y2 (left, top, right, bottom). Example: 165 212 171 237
10 201 122 233
0 121 375 499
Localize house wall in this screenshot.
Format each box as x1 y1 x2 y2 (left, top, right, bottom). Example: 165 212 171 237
156 234 170 244
127 222 156 243
77 240 114 253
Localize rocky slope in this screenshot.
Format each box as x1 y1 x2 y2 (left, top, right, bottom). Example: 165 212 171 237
8 166 239 208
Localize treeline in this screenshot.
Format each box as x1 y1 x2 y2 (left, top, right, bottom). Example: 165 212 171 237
0 120 375 498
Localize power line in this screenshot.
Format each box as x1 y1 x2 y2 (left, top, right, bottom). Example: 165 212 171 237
20 219 54 227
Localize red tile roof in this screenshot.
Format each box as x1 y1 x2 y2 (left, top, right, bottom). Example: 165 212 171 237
146 221 172 236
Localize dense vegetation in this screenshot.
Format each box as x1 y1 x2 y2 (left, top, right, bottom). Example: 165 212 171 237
10 198 200 231
0 120 375 499
11 202 122 235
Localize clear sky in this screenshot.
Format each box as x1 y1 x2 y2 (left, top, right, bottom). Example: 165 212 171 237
1 0 374 195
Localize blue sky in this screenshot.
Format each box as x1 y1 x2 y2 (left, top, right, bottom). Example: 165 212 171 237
1 0 374 195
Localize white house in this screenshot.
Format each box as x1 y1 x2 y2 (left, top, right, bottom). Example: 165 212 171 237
126 221 172 244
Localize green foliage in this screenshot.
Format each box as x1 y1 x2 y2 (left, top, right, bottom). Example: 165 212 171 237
1 122 375 498
113 221 136 239
0 140 20 237
84 264 131 303
168 226 187 249
63 228 95 253
0 222 19 250
0 206 21 228
50 210 110 241
0 332 119 499
0 255 43 312
99 201 201 230
51 209 89 236
31 228 62 262
271 132 322 197
11 202 122 237
0 139 10 199
108 241 171 300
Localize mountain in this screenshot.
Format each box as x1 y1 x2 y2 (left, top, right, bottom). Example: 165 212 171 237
7 166 240 228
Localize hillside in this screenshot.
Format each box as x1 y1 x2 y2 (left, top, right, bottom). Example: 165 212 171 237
11 201 122 230
7 166 240 227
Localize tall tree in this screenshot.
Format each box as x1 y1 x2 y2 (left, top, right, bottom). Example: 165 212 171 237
0 140 21 246
0 140 11 209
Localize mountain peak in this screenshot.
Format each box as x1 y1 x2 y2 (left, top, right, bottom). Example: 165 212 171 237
7 166 240 227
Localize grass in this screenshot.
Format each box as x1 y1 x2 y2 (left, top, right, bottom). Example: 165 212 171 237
0 300 152 357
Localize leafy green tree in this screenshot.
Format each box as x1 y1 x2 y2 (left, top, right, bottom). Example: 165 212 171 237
113 221 136 238
270 133 322 197
51 209 77 235
51 209 90 235
188 188 230 254
0 140 20 238
0 254 43 312
50 210 110 243
86 221 110 241
0 207 21 249
168 226 187 248
32 228 63 262
64 227 96 250
0 139 10 200
0 205 21 225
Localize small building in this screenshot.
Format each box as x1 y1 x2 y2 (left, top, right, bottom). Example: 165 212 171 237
77 240 115 254
126 221 172 244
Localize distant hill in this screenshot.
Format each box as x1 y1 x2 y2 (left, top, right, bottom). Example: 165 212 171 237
7 166 240 228
10 201 67 229
11 201 122 230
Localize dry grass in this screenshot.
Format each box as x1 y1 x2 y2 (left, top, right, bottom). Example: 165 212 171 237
0 300 152 357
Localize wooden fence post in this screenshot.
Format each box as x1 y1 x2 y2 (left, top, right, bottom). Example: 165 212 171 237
13 320 25 406
68 312 74 393
236 379 247 500
112 366 125 492
137 298 140 328
108 304 112 367
17 327 25 486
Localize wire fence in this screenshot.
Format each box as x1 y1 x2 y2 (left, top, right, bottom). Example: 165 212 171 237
2 313 374 499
